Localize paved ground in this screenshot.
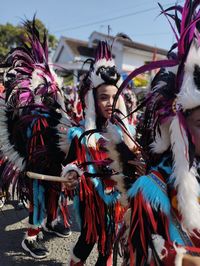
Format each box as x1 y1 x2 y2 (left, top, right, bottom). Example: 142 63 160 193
0 200 101 266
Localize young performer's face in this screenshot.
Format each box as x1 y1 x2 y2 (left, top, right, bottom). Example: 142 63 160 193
96 84 118 119
186 107 200 156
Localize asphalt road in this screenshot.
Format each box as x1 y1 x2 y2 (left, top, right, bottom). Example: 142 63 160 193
0 200 100 266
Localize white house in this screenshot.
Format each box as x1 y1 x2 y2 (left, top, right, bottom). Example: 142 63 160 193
52 31 168 86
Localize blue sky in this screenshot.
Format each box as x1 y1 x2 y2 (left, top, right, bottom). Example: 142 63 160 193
0 0 183 50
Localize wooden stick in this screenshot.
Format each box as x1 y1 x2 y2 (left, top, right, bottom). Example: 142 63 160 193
26 171 68 182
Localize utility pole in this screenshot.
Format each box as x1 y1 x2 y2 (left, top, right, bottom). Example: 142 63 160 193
108 25 112 36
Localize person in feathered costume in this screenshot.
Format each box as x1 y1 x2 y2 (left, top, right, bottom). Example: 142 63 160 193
60 40 136 266
111 1 200 265
63 85 83 123
0 81 8 209
0 20 73 259
122 87 137 126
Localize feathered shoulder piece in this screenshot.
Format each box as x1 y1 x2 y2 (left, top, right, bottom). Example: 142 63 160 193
0 19 75 194
3 18 64 110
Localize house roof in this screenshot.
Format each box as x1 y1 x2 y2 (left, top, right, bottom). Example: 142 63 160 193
90 31 168 56
63 37 94 58
61 32 168 59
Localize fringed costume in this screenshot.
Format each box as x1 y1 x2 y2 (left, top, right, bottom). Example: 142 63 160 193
116 1 200 265
0 20 73 258
63 85 83 123
62 41 136 266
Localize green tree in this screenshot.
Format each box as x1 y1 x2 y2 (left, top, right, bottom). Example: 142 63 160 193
0 18 57 61
0 23 22 60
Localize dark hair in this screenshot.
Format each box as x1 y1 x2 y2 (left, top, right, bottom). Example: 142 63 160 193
184 106 200 117
93 87 108 130
79 72 91 109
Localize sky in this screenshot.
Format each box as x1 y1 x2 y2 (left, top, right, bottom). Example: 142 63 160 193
0 0 183 51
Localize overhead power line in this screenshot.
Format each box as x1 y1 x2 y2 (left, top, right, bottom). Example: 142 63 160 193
53 1 184 34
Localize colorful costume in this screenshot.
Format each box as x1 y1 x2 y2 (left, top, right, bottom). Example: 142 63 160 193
61 41 136 265
0 20 72 258
122 87 137 125
120 1 200 265
63 85 83 123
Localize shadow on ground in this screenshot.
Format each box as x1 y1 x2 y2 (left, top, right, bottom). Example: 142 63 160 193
0 201 80 266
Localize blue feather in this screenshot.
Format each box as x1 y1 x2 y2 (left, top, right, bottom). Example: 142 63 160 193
128 174 170 215
33 180 45 226
169 218 185 245
93 178 120 205
151 156 172 175
73 195 81 229
68 126 83 141
88 163 120 205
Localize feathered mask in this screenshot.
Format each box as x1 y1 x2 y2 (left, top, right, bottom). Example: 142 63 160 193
89 41 121 89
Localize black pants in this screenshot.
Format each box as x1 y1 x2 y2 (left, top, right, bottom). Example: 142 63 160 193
73 201 111 265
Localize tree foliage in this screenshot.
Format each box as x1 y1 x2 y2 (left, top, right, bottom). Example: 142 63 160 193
0 18 57 61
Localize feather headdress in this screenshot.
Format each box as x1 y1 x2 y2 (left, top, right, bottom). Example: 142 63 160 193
4 19 64 109
80 41 131 147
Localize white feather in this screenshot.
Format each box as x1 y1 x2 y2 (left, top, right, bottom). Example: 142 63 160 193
105 123 129 205
112 174 128 206
30 69 44 91
90 58 115 88
49 66 63 89
174 244 186 266
118 95 135 149
84 89 97 148
150 122 171 153
61 163 83 177
170 115 200 232
152 234 167 260
106 122 122 144
177 40 200 110
105 122 122 171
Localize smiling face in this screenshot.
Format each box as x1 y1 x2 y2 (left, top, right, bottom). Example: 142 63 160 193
96 84 118 119
185 107 200 157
